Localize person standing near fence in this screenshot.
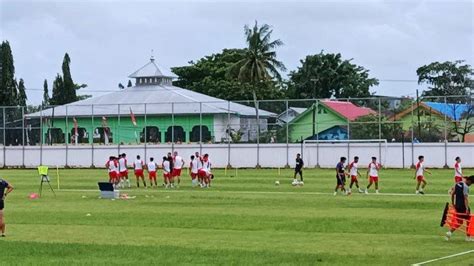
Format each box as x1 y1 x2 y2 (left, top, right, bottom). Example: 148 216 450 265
0 178 14 237
366 157 381 194
454 157 463 183
414 155 431 195
133 155 146 188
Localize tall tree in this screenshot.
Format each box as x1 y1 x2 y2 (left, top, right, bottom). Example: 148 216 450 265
417 60 473 99
229 21 286 87
50 74 63 106
61 53 77 103
0 41 17 106
17 78 27 106
42 79 49 107
172 48 284 101
288 52 378 100
127 80 133 87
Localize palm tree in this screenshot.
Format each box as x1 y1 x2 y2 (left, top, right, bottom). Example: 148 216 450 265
230 21 286 85
229 21 285 165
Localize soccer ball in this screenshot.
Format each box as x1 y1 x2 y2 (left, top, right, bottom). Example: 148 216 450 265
299 181 304 186
275 181 280 186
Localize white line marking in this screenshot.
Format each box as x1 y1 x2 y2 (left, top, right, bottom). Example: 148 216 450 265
412 250 474 265
58 189 449 197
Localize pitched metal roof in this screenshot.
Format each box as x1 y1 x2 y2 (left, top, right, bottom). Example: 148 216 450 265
424 102 471 121
26 85 275 118
128 57 177 79
321 100 376 121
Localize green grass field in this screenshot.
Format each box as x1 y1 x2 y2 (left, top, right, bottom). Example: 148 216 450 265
0 168 473 265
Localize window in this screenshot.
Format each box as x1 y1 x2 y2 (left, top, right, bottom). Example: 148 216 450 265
142 126 161 143
45 128 65 144
93 127 113 144
165 126 185 143
190 125 211 142
70 128 88 144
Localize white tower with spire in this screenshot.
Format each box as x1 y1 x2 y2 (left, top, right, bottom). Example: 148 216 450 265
128 56 176 86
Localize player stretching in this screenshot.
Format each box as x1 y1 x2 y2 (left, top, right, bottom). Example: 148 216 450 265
334 157 347 196
198 154 212 188
0 178 13 237
133 155 146 188
454 157 463 183
293 153 304 185
162 156 172 188
348 156 364 194
445 175 474 242
366 157 381 194
147 157 158 188
172 151 185 187
118 153 130 188
106 156 119 187
414 155 431 195
195 152 203 186
190 155 199 187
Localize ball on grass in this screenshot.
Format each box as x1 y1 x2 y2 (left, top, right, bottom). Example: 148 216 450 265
275 181 280 186
86 213 91 217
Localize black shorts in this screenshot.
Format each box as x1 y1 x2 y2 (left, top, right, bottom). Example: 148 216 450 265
0 200 4 210
336 175 345 186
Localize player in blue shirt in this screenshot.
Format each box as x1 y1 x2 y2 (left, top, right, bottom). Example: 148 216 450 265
0 178 14 237
334 157 347 196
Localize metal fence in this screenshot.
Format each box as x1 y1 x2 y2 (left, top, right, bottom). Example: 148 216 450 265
0 95 472 146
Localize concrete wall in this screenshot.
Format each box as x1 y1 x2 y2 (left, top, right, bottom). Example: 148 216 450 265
0 142 472 169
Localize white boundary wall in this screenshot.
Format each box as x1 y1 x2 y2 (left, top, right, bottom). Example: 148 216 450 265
0 143 472 168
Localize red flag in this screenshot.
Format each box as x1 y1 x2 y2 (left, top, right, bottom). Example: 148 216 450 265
130 107 137 126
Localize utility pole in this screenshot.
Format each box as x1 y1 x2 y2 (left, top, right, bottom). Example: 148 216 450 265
416 89 421 139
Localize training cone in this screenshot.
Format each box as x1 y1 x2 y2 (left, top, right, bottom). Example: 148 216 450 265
468 215 474 236
29 193 39 199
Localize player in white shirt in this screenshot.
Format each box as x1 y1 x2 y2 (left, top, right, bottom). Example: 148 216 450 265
195 152 203 186
454 157 463 183
366 157 381 194
133 155 146 188
172 151 185 186
189 155 199 187
147 157 158 187
414 155 431 194
105 156 119 186
198 154 212 188
162 156 172 188
118 153 130 188
348 156 364 194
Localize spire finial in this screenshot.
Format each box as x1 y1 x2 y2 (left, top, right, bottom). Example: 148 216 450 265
150 49 155 62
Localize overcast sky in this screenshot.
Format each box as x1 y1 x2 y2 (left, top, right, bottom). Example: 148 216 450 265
1 0 473 105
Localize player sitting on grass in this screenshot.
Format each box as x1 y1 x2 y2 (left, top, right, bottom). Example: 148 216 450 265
190 155 199 187
334 157 347 196
0 178 13 237
348 156 364 194
414 155 431 195
162 156 172 188
293 153 304 186
445 175 474 242
133 155 146 188
147 157 158 188
118 153 130 188
106 156 119 186
366 157 381 194
454 157 463 183
172 151 185 187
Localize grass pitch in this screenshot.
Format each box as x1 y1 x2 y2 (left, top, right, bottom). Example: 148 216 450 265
0 168 473 265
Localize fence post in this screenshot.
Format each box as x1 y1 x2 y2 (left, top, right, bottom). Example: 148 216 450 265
144 103 147 161
227 101 231 168
346 98 350 162
21 106 25 168
171 102 175 152
199 102 203 154
410 100 415 168
316 100 320 168
2 107 5 168
91 105 95 167
378 98 382 163
285 100 289 168
443 96 448 168
117 104 121 155
40 106 43 165
65 105 69 167
256 100 260 168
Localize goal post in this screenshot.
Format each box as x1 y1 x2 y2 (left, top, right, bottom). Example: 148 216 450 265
301 139 388 168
